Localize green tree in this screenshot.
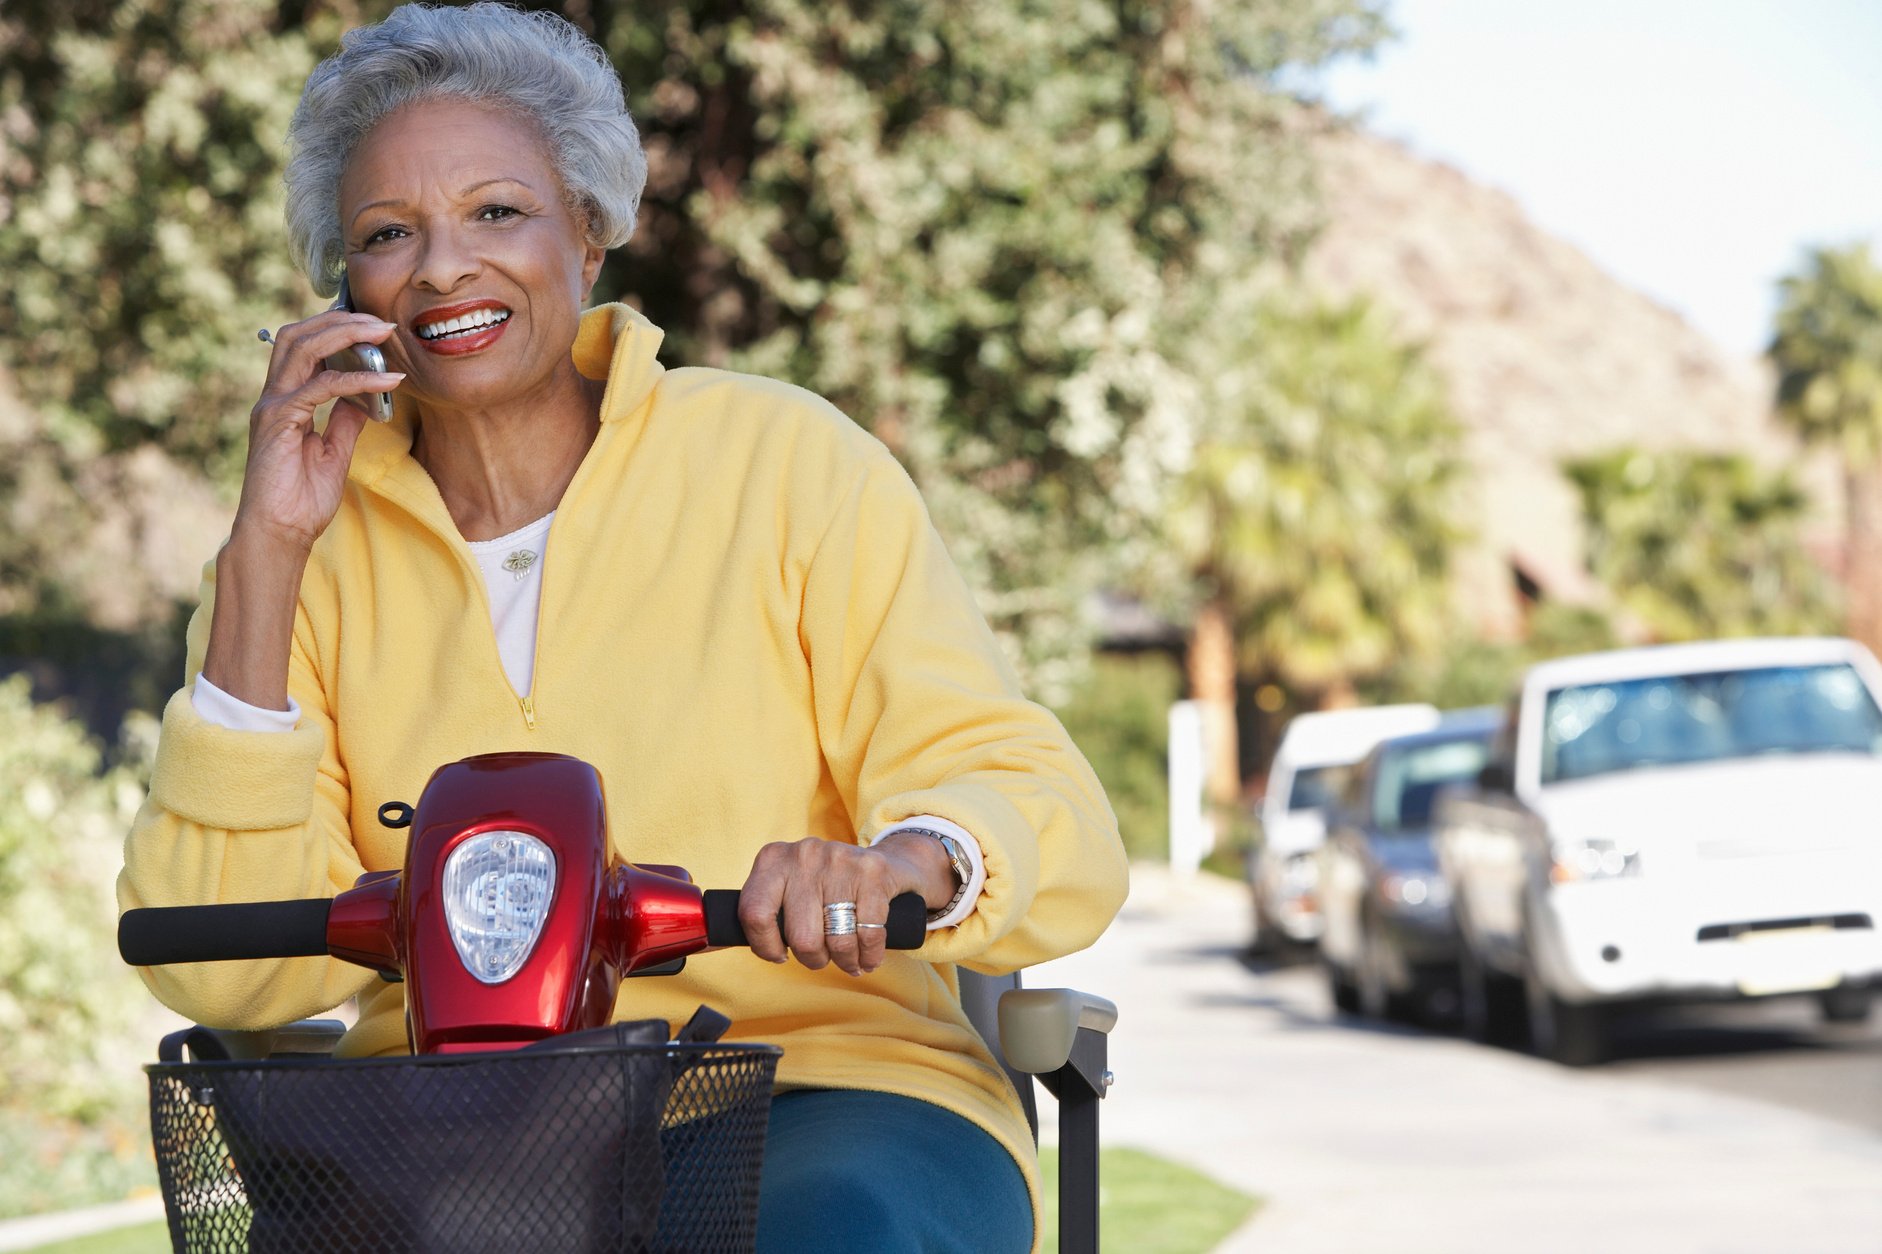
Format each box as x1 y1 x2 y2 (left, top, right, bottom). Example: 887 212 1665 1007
1161 296 1467 803
1769 242 1882 656
0 0 318 476
590 0 1389 690
1565 448 1834 641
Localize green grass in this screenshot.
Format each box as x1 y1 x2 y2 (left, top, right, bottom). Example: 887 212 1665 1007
27 1147 1260 1254
21 1219 167 1254
1040 1146 1259 1253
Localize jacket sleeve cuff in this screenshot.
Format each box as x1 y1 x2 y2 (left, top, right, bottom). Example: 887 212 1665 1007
868 814 987 930
148 688 326 831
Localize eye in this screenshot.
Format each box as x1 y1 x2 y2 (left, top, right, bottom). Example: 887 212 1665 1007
363 224 408 246
478 204 521 222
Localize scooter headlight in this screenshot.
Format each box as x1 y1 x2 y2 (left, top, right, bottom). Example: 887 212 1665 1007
443 831 557 984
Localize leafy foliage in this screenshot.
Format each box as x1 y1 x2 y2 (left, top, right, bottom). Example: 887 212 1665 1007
0 676 158 1216
1770 242 1882 463
1371 602 1620 711
1163 296 1468 691
1051 651 1180 861
593 0 1389 690
1769 241 1882 656
1564 448 1834 641
0 0 319 480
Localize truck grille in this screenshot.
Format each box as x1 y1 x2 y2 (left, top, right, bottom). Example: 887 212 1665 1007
1695 914 1872 942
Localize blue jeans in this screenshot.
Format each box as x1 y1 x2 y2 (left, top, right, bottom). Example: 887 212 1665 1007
756 1089 1033 1254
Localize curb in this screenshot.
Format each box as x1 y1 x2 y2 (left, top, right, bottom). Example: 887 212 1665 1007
0 1196 165 1253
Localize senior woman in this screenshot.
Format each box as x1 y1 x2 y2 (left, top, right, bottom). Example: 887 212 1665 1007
117 4 1125 1251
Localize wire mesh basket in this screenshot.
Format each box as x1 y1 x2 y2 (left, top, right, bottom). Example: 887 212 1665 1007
146 1041 781 1254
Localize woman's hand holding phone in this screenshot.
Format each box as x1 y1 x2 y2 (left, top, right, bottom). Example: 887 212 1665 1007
203 310 404 711
237 310 404 559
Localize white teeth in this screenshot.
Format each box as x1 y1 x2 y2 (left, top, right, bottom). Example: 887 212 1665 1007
417 309 511 340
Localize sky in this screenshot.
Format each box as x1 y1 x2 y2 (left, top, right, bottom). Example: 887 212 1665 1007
1313 0 1882 357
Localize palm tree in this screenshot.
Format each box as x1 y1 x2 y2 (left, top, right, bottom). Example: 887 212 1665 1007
1769 243 1882 654
1165 297 1466 807
1565 449 1834 641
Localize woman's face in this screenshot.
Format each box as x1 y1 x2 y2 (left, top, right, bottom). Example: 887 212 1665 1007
337 98 606 415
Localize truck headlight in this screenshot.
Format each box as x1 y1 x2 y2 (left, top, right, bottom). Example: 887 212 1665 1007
443 830 557 984
1549 837 1639 884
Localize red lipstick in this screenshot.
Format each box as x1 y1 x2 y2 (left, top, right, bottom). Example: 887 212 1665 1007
413 299 513 357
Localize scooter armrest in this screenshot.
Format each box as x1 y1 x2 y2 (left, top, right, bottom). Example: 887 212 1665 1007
995 988 1118 1075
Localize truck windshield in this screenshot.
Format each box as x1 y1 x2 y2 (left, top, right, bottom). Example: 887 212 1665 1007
1373 737 1492 830
1541 663 1882 785
1287 765 1350 811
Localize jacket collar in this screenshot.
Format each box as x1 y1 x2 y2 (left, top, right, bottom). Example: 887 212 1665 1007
346 302 666 493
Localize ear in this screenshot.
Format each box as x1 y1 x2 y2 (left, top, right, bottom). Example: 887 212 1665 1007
579 241 607 297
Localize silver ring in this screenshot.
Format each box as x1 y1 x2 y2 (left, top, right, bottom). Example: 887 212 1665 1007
257 328 275 344
855 922 887 931
823 901 858 937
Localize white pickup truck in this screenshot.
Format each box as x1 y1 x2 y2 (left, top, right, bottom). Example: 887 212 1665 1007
1436 637 1882 1064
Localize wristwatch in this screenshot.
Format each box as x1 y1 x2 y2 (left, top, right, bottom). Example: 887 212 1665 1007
900 826 972 922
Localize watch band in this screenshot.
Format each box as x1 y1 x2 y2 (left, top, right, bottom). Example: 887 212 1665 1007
898 826 971 922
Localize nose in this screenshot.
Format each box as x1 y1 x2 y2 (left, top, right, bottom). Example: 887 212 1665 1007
411 222 480 294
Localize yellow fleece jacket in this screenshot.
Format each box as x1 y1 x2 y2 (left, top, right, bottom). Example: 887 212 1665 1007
119 303 1128 1235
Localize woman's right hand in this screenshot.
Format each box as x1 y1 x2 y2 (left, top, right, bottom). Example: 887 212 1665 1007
233 310 404 557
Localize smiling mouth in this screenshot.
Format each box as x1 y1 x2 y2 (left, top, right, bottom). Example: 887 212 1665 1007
415 307 513 341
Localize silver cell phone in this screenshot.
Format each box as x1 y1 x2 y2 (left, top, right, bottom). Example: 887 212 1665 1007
326 274 395 422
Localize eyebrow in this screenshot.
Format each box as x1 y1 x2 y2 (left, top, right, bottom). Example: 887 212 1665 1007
348 177 538 230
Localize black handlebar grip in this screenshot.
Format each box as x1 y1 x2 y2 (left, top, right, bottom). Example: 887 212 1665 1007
119 899 334 967
702 890 927 950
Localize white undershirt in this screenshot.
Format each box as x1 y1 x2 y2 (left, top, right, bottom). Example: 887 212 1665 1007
189 513 985 927
464 511 555 697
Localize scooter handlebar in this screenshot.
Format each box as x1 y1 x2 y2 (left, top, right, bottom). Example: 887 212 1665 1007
701 890 928 951
121 890 929 967
119 899 334 967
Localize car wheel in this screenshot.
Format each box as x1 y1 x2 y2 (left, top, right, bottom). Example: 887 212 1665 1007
1324 955 1361 1015
1249 890 1280 958
1820 985 1873 1025
1524 964 1608 1066
1356 911 1404 1022
1458 935 1524 1046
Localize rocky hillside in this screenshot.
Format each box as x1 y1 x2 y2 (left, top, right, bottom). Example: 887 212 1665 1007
1304 126 1830 638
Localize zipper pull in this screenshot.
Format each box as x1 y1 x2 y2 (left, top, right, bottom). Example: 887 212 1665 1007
520 696 537 730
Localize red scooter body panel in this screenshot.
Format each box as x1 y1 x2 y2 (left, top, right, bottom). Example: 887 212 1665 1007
608 864 712 973
402 753 617 1053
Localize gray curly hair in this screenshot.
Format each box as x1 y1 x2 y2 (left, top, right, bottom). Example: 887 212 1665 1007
284 2 645 298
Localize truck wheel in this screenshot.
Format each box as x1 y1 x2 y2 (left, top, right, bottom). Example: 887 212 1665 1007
1324 955 1361 1015
1459 940 1524 1046
1524 968 1608 1066
1820 986 1873 1025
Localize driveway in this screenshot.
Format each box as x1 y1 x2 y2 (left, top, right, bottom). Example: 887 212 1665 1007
1027 865 1882 1254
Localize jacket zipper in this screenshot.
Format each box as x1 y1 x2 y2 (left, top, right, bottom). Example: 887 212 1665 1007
520 695 538 731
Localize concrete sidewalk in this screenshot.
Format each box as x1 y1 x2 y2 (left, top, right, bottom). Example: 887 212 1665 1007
1027 865 1882 1254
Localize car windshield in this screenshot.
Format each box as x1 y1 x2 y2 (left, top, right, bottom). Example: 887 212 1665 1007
1287 765 1350 811
1373 737 1492 830
1540 663 1882 785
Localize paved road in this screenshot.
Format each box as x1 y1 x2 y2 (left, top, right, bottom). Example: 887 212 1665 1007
1240 947 1882 1136
1027 866 1882 1254
1604 995 1882 1135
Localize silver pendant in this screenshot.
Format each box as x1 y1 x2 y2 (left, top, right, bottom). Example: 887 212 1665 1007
502 549 538 581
